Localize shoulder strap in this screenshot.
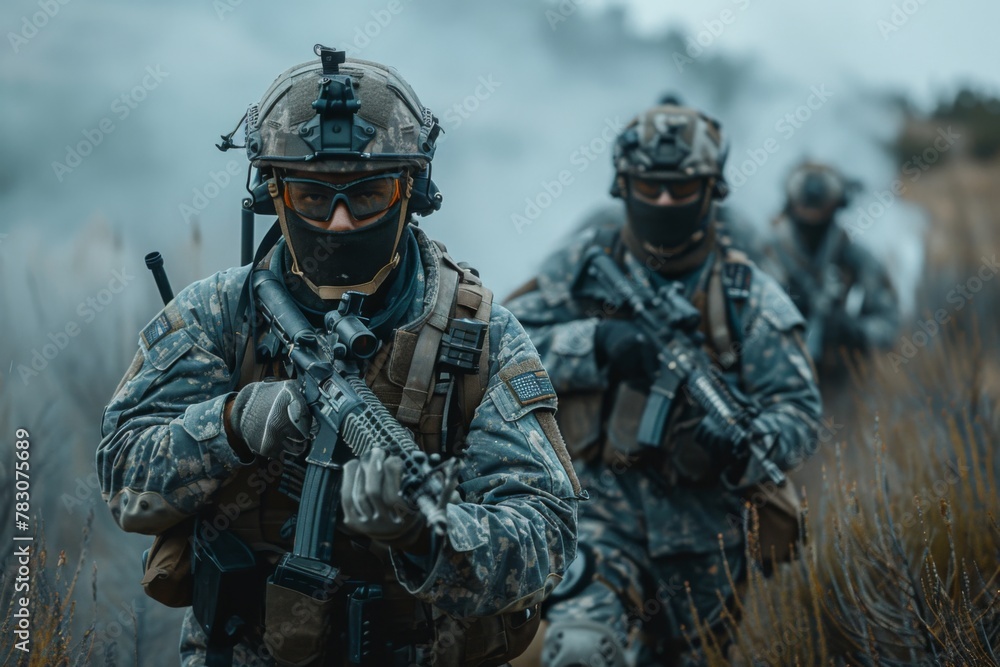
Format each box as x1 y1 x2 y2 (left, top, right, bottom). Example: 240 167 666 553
396 246 493 431
396 259 460 426
706 247 753 371
453 272 494 425
229 220 283 391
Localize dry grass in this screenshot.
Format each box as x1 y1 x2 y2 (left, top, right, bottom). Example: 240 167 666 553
689 327 1000 666
0 513 106 667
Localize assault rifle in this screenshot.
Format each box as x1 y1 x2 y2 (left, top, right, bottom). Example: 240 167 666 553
250 268 458 602
577 246 786 487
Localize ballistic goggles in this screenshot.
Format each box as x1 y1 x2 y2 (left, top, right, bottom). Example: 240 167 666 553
281 171 403 222
630 176 704 201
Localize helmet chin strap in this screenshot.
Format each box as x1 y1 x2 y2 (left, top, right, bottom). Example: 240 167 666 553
269 176 410 300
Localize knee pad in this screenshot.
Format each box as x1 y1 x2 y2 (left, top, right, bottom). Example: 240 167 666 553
542 619 626 667
544 543 596 612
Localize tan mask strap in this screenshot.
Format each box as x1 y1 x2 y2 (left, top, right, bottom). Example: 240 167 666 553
273 182 410 300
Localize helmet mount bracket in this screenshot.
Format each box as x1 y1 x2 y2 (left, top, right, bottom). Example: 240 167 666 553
297 45 376 156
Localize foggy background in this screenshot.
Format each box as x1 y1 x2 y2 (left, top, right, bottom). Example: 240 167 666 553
1 0 997 663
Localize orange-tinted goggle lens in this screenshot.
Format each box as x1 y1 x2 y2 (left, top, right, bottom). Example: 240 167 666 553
282 172 402 222
631 177 704 201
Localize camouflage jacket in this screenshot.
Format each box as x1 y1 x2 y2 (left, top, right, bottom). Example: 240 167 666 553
96 226 578 618
506 223 822 554
763 215 900 361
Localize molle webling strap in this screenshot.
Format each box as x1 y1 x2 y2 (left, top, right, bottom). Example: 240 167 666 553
455 280 493 414
395 261 460 426
270 177 408 300
707 258 733 365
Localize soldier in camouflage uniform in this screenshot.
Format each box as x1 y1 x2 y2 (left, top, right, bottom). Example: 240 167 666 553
761 161 899 382
97 46 578 667
505 105 822 666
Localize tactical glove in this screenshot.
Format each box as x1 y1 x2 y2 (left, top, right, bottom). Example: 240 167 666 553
695 414 778 487
227 379 311 460
823 314 867 350
594 319 658 388
694 412 743 460
341 448 439 551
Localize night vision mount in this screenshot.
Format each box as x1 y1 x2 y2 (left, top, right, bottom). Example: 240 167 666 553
294 45 377 157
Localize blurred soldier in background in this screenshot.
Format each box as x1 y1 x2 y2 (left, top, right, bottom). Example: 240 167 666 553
571 92 767 264
97 46 578 666
761 161 900 382
507 104 822 666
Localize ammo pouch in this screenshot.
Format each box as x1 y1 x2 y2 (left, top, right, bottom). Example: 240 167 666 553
440 604 541 667
262 554 340 667
747 480 803 566
191 524 260 661
140 516 196 608
262 580 336 667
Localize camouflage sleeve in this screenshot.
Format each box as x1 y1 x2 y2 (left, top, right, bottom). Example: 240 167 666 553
854 251 900 350
96 266 251 535
731 272 823 488
504 288 607 394
389 304 579 617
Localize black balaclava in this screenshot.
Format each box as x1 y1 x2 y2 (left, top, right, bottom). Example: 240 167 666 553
786 169 840 255
270 173 410 301
621 182 716 277
625 192 710 249
279 227 419 340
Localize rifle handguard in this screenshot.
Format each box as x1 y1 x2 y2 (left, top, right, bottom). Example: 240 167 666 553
342 375 454 537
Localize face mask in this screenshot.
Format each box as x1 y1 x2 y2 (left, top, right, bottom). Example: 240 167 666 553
276 193 408 300
624 192 709 252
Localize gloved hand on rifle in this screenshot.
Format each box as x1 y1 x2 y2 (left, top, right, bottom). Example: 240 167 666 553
695 413 775 486
594 318 658 389
694 412 747 461
341 448 459 553
225 379 312 462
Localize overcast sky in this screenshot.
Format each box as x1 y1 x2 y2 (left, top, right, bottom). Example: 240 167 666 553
615 0 998 107
0 0 994 332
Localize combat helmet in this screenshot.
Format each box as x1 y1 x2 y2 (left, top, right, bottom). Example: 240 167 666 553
610 104 729 200
784 161 849 224
222 45 443 300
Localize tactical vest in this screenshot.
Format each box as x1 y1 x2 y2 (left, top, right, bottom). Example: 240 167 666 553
141 242 540 666
556 229 803 565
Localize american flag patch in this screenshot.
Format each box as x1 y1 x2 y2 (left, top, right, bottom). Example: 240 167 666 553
140 313 174 349
506 370 557 406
